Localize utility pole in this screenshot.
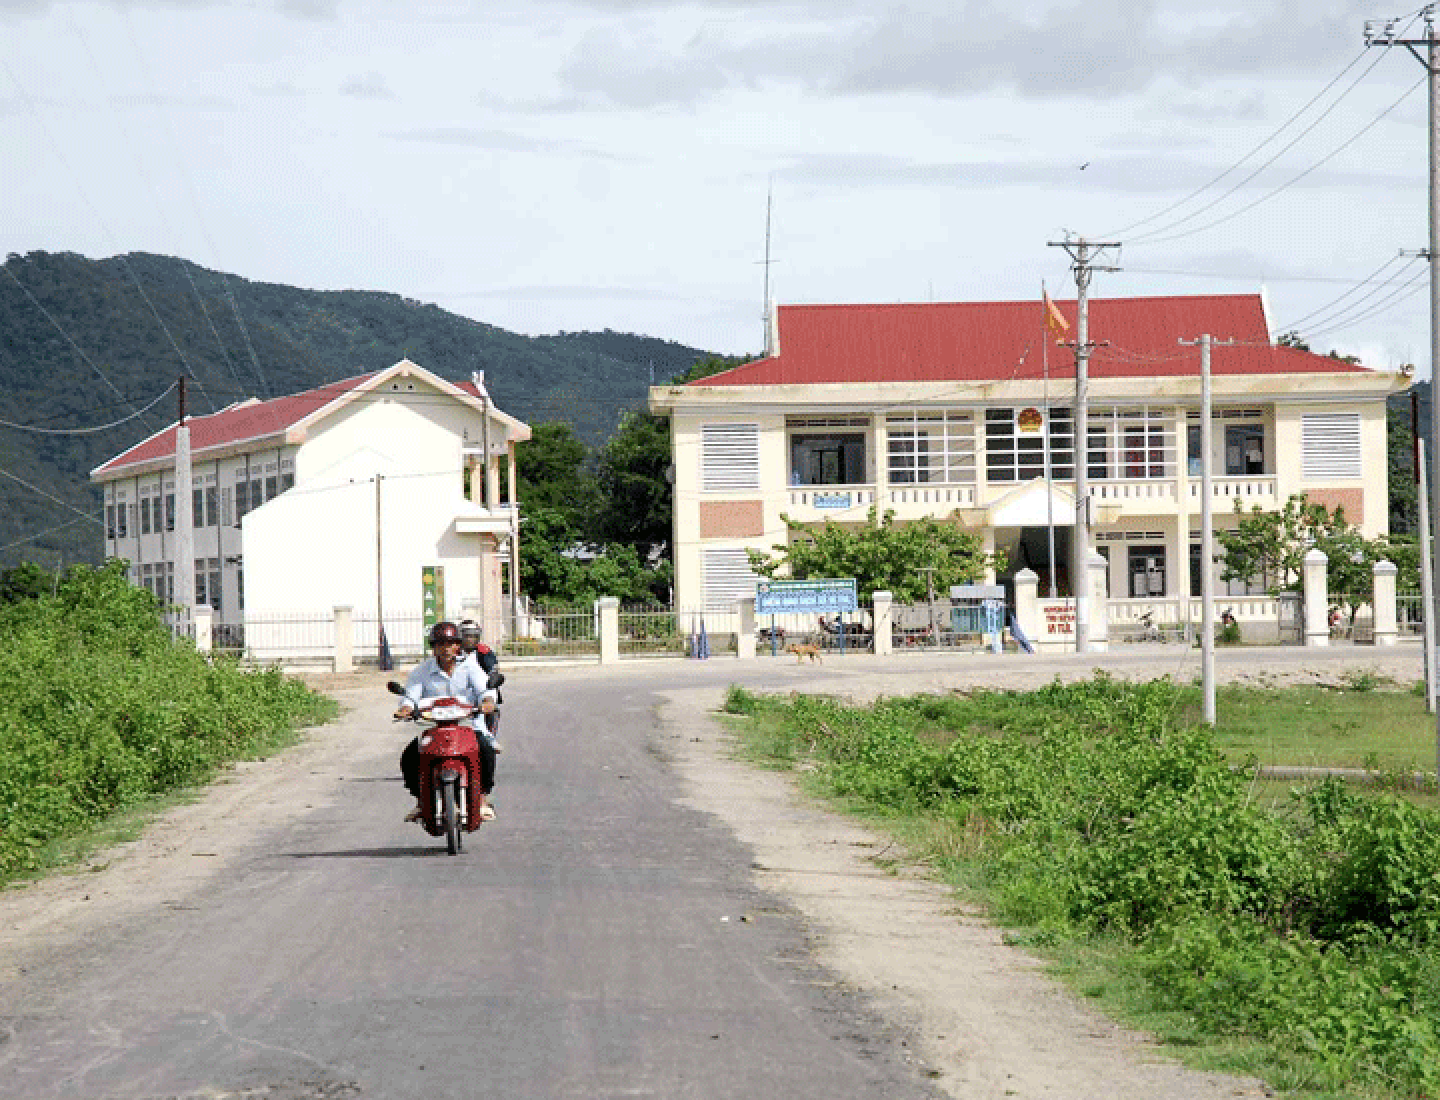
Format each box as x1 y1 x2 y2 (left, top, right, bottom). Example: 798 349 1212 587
1180 335 1236 726
174 376 195 631
1048 236 1120 653
1367 8 1440 774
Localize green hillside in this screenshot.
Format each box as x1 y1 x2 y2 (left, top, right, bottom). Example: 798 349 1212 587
0 250 723 569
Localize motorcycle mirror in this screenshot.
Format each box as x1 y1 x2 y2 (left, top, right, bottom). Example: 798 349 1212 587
488 671 505 690
386 681 406 696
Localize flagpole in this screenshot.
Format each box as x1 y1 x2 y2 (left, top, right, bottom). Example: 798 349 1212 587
1042 284 1057 600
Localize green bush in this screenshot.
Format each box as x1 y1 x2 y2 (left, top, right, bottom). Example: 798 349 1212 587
0 561 335 878
730 675 1440 1098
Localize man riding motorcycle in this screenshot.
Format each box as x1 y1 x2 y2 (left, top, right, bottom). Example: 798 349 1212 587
395 620 498 822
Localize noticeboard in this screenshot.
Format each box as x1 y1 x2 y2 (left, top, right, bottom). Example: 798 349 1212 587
755 578 858 615
421 565 446 631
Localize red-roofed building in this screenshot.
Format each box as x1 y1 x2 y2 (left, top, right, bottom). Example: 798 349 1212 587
649 295 1409 640
92 359 531 658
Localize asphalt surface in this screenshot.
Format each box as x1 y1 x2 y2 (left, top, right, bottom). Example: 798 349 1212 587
0 658 958 1100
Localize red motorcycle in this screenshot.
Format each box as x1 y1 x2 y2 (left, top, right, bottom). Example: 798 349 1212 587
388 679 498 854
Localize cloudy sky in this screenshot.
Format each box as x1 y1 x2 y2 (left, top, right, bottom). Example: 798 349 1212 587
1 0 1432 373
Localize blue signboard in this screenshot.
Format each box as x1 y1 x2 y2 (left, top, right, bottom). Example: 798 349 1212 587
755 578 858 615
813 492 852 509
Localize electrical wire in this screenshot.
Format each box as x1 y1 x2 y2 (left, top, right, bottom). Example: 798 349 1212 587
1302 266 1430 341
1275 252 1415 333
0 383 177 434
0 469 105 526
1129 73 1425 248
1098 42 1380 240
0 515 98 554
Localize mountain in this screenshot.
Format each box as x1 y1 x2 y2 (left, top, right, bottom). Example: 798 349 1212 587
0 250 723 570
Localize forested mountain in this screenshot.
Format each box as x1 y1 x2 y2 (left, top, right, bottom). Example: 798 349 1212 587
0 250 721 569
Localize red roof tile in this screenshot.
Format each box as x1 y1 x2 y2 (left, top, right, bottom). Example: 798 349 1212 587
92 373 378 477
697 295 1374 386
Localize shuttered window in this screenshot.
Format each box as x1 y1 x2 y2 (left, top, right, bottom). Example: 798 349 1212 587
1302 413 1362 479
702 423 760 491
703 548 760 611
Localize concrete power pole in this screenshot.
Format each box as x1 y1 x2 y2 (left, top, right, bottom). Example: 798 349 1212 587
1048 236 1119 653
174 377 195 630
1367 8 1440 776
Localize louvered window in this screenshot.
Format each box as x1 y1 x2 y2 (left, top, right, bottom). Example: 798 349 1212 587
702 423 760 491
703 548 761 611
1302 413 1362 479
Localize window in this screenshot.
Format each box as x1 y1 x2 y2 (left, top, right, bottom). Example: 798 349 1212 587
116 502 128 539
1301 413 1361 479
701 424 760 491
887 411 977 484
1086 407 1174 480
702 548 760 612
1127 546 1166 597
140 495 153 536
164 492 175 532
1225 425 1266 476
265 475 278 501
196 558 222 612
105 504 117 540
790 433 865 485
235 479 251 521
984 407 1074 484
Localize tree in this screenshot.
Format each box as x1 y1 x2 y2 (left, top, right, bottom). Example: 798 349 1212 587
746 507 1001 604
1388 396 1419 535
515 421 600 526
592 410 673 559
1217 494 1384 608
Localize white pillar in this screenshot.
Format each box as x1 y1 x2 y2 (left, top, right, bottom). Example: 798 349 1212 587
192 604 213 653
598 597 620 665
1304 548 1330 648
872 590 894 656
1372 560 1399 647
736 597 757 659
1087 550 1109 651
334 605 354 673
1013 568 1039 646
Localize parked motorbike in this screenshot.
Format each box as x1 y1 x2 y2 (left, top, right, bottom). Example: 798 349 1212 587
388 671 503 854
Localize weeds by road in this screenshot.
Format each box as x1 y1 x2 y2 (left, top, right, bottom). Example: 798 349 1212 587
723 673 1440 1099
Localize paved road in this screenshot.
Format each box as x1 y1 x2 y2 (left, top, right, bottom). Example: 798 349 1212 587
0 643 1422 1099
0 658 958 1100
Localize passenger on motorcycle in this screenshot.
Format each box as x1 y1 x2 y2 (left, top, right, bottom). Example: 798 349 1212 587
457 617 502 754
395 620 498 822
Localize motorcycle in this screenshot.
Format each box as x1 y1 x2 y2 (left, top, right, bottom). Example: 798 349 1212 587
388 670 503 855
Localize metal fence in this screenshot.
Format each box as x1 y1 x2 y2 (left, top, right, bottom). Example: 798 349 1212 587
618 604 688 658
500 603 599 660
753 606 874 656
1398 591 1426 636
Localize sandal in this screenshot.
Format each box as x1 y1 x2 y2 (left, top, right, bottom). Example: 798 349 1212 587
404 807 423 823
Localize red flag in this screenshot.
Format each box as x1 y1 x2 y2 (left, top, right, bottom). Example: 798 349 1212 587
1042 286 1070 341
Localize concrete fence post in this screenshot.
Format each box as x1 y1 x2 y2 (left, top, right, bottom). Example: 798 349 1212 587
1372 559 1399 647
871 590 894 656
1304 548 1330 648
1087 551 1109 651
736 597 757 659
192 605 213 653
1013 568 1039 647
598 597 620 665
334 605 354 673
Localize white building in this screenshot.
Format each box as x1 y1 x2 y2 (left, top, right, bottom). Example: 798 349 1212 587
648 295 1409 625
92 359 530 656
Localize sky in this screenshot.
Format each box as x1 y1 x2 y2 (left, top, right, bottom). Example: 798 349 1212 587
1 0 1434 375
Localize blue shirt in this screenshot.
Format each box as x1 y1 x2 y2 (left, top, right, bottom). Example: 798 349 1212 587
402 656 487 718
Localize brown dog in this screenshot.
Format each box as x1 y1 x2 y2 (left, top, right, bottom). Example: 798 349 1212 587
788 643 822 663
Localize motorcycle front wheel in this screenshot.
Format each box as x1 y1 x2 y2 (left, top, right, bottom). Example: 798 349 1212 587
442 779 462 855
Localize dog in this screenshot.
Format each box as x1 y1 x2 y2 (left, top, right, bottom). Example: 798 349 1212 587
788 642 822 663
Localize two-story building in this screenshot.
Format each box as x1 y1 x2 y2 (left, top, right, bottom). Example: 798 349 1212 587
648 294 1408 618
92 359 530 653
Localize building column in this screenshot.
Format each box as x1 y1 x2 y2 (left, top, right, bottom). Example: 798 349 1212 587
1013 568 1039 646
1087 550 1109 650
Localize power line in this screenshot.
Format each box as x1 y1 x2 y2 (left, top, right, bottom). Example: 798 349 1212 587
0 382 177 434
0 469 104 527
1129 73 1425 247
1275 251 1415 332
1099 42 1384 240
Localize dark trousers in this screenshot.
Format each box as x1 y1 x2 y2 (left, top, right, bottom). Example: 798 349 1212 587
401 733 496 798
